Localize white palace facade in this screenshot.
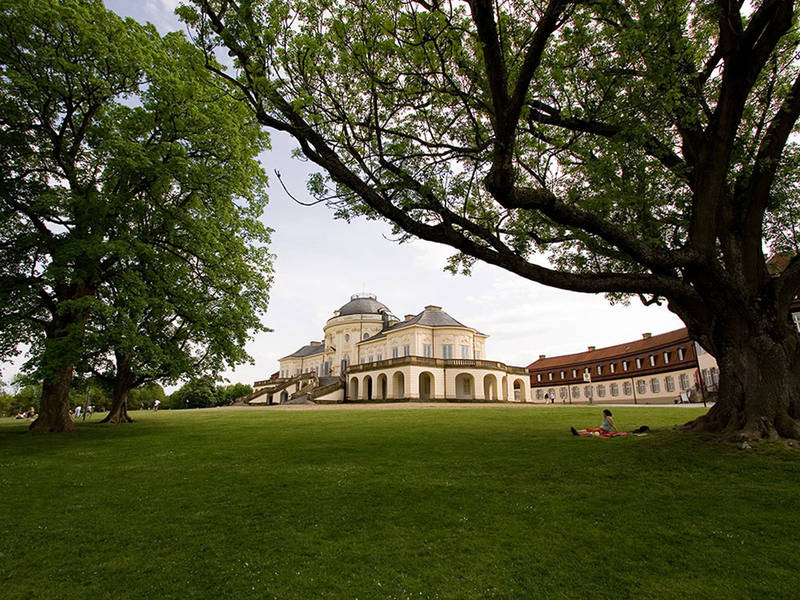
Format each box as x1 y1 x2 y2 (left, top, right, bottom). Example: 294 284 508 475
250 293 529 404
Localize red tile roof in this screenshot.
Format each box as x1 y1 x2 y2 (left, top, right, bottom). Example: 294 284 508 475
527 328 691 370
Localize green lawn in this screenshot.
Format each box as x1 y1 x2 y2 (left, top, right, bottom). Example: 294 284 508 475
1 405 798 599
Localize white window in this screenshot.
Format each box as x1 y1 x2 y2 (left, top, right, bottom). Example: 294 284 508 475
548 372 553 381
403 344 410 357
623 360 630 371
623 381 633 395
423 344 432 357
359 357 365 364
368 355 373 363
610 363 616 374
680 374 690 390
392 347 398 358
665 376 675 392
461 345 470 359
537 374 542 382
597 365 603 375
442 344 454 359
678 347 686 360
597 385 606 397
635 358 643 369
637 380 646 394
560 370 566 379
610 383 619 396
376 353 382 361
793 312 800 332
650 378 660 393
572 369 578 377
663 351 670 364
572 386 580 398
649 355 656 367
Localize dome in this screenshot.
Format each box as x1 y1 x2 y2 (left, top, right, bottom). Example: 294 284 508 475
335 293 391 316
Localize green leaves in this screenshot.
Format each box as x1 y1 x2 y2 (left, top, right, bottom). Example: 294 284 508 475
1 0 273 398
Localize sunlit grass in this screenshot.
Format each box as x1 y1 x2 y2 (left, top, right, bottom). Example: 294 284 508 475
1 405 798 599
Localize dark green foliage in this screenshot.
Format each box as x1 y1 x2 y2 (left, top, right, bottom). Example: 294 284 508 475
168 377 219 410
0 0 272 429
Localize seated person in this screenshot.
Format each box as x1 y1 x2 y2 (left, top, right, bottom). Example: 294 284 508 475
571 409 629 437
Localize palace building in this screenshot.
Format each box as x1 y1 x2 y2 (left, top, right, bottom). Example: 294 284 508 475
249 293 530 404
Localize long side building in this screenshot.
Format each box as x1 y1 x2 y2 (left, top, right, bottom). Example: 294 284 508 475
527 329 720 404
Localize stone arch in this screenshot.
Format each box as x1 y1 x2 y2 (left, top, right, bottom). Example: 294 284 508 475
280 390 289 404
513 378 526 402
418 371 435 401
392 371 405 399
349 377 359 401
363 375 373 400
377 373 388 400
455 373 475 400
483 374 498 401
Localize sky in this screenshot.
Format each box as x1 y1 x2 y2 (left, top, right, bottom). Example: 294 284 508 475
2 1 685 389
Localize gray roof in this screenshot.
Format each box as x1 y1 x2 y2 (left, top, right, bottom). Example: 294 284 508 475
335 293 392 316
359 306 481 343
280 343 325 360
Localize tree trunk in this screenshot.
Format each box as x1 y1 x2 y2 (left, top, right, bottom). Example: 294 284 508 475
28 283 94 433
100 352 135 424
683 320 800 440
29 362 76 433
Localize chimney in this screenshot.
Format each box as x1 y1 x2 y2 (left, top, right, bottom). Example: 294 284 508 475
404 314 415 321
642 333 652 339
539 354 546 360
587 346 596 352
424 305 441 311
381 310 390 331
310 341 321 345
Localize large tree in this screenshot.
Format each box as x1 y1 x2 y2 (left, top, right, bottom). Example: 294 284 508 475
181 0 800 439
0 0 270 432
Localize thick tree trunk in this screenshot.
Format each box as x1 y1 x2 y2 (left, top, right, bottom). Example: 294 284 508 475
29 362 76 433
683 322 800 440
99 352 135 424
28 282 94 433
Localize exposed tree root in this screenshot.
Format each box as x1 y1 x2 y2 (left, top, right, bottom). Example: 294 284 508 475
29 417 76 433
682 403 800 441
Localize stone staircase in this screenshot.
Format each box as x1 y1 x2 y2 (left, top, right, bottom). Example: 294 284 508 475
235 373 316 405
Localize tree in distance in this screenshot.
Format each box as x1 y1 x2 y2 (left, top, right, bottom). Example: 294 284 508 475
0 0 271 432
180 0 800 440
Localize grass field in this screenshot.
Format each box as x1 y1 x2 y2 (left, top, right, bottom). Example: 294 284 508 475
1 405 798 599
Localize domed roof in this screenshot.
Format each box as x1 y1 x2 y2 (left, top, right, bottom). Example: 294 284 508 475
335 293 391 316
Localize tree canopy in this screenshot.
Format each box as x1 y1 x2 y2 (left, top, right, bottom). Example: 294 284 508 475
0 0 272 431
182 0 800 439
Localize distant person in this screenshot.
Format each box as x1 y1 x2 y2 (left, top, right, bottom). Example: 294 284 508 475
25 407 36 419
571 409 626 437
73 405 82 420
83 405 93 421
153 399 160 411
